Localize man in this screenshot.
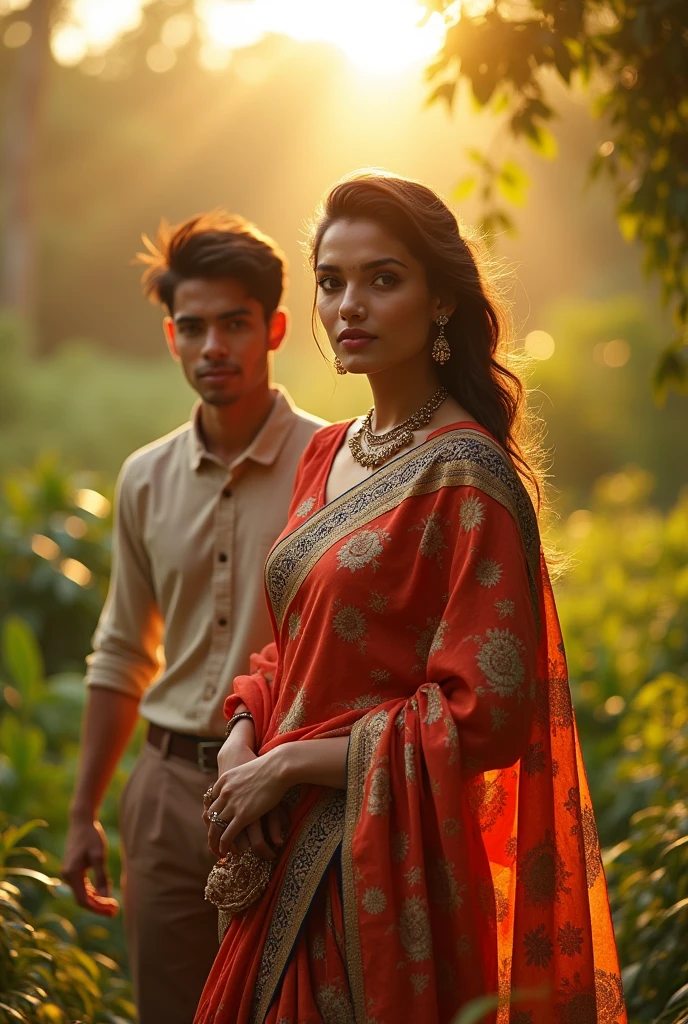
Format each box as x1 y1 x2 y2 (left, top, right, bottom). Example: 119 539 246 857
61 212 325 1024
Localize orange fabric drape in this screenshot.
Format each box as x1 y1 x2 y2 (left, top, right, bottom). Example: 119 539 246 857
195 422 625 1024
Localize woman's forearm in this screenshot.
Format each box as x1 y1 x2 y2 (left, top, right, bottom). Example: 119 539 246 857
272 736 349 790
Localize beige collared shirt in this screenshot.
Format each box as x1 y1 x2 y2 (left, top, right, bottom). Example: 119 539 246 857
85 387 325 737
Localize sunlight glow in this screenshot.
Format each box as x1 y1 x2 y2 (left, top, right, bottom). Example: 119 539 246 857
51 0 154 65
47 0 449 74
197 0 448 74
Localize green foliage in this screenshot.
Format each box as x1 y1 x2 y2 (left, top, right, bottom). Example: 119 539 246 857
423 0 688 395
0 468 140 1013
0 315 194 481
0 450 112 675
554 475 688 1022
603 674 688 1022
527 294 688 508
0 816 135 1024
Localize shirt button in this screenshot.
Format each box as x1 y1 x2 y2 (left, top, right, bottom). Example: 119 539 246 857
222 487 232 498
218 617 227 627
218 552 228 563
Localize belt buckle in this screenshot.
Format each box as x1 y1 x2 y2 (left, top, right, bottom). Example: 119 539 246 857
197 740 221 773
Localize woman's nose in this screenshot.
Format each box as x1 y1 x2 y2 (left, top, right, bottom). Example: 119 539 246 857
338 287 365 323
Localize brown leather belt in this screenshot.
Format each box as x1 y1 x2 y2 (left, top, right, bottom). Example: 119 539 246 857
147 722 223 772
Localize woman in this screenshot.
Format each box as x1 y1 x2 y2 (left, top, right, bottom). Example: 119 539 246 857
196 172 625 1024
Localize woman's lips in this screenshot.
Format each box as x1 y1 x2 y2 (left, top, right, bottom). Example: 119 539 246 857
339 335 376 351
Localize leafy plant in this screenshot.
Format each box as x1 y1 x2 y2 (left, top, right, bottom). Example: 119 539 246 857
423 0 688 397
603 673 688 1023
0 816 135 1024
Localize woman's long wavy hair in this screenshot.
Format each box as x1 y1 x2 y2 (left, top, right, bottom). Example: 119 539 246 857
309 170 546 510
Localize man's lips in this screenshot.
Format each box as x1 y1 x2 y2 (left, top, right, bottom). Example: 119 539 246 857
197 367 241 381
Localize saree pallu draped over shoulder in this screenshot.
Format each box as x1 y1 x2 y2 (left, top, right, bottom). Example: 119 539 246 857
195 423 626 1024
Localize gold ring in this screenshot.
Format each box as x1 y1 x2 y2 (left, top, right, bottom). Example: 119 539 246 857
203 786 214 810
209 811 230 830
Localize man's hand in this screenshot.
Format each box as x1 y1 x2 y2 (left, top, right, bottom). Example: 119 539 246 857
61 816 119 917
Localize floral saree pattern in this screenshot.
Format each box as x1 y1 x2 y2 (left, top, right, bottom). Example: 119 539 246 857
194 422 625 1024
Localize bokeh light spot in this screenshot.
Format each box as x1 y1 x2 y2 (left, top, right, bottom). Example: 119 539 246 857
61 558 92 587
51 24 88 66
567 509 593 540
604 695 626 716
4 20 32 47
603 338 630 367
146 42 177 72
598 140 615 157
31 534 60 560
75 488 111 518
64 515 88 539
198 42 232 71
161 13 194 49
524 330 555 361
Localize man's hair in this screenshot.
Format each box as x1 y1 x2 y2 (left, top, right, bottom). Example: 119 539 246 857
137 211 287 320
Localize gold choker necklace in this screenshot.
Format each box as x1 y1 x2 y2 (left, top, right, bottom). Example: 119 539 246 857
348 387 448 469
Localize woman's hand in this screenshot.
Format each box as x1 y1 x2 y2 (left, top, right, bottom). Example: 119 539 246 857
206 748 289 859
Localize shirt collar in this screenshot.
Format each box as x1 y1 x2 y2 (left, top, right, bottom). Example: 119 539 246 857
187 385 298 472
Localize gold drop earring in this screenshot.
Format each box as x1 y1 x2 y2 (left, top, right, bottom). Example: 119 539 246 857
334 356 347 375
432 315 451 365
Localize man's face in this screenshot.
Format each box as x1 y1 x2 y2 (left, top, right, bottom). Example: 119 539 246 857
164 277 286 406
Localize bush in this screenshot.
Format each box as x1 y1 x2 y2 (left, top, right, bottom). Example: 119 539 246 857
0 817 135 1024
554 473 688 1022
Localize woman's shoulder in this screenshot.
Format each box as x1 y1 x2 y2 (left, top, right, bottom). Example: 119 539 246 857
300 420 353 465
426 421 516 481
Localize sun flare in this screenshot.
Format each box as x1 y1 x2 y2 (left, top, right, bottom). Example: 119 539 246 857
48 0 450 74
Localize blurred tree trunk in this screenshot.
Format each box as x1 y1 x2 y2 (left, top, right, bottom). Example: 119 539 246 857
0 0 53 329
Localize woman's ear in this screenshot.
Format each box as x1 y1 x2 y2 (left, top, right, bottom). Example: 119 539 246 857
433 295 457 322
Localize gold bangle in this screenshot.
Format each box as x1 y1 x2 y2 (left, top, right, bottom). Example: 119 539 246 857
224 711 254 739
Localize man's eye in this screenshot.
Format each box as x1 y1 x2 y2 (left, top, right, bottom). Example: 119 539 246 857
180 324 203 336
317 277 342 291
228 320 248 331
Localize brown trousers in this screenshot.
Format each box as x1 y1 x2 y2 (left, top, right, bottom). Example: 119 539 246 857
120 740 219 1024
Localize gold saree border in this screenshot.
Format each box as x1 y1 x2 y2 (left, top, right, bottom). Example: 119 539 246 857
266 428 541 634
249 788 346 1024
341 714 383 1024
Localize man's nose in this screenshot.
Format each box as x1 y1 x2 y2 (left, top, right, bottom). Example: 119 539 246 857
338 286 365 323
201 326 229 359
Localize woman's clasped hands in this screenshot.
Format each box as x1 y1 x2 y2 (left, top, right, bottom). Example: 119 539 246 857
204 742 290 860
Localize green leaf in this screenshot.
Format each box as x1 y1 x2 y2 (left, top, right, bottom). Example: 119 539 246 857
452 175 477 201
3 867 62 889
2 616 44 709
496 159 530 206
524 122 559 159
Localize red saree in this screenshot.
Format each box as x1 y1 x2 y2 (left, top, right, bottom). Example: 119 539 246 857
195 422 625 1024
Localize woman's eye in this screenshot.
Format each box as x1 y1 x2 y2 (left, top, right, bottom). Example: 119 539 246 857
317 276 342 292
373 273 399 287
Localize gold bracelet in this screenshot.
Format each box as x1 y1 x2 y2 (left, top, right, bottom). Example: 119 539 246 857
224 711 254 739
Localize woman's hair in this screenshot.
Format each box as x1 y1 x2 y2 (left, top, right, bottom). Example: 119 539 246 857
137 210 286 321
309 170 545 508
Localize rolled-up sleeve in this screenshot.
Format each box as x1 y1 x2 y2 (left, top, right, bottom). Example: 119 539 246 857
85 460 162 699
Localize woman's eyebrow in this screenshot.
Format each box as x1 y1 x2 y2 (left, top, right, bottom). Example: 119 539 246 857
316 257 408 272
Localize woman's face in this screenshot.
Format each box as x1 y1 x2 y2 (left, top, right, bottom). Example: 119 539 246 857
315 218 448 377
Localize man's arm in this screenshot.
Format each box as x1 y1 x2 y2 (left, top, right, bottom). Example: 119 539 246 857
62 459 161 914
62 687 140 914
